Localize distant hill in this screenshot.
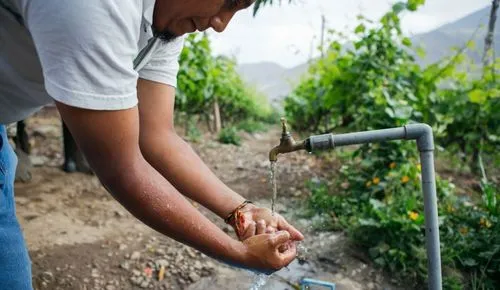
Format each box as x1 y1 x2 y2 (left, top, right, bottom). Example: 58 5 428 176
412 6 499 65
237 5 499 105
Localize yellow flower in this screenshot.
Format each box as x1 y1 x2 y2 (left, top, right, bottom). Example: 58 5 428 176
416 164 421 172
408 211 419 221
389 162 397 169
366 181 372 188
372 177 380 185
459 227 469 235
446 205 455 213
479 217 492 229
401 176 410 184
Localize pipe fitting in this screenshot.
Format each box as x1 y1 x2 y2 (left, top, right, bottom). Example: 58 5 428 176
404 123 434 152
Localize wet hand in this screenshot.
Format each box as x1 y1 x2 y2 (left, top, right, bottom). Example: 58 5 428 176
240 230 297 274
233 205 304 242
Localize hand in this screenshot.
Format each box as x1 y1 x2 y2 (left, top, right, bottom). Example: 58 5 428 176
240 230 297 274
232 204 304 242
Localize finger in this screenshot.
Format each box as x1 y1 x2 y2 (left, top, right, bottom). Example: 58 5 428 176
271 231 291 247
277 243 297 267
240 221 256 240
256 220 266 235
265 226 276 234
278 217 305 241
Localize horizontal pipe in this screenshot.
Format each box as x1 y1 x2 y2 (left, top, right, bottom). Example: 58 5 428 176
307 124 434 153
333 127 407 147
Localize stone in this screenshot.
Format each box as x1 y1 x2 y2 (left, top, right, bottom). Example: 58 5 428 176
189 272 201 282
186 249 197 258
106 285 116 290
130 276 140 285
114 210 126 217
155 259 169 269
132 270 141 276
15 197 29 206
204 261 215 269
40 271 54 282
120 262 130 270
130 251 141 260
91 269 100 278
155 248 166 255
140 281 149 288
194 261 203 270
30 155 49 166
367 282 375 289
119 244 127 251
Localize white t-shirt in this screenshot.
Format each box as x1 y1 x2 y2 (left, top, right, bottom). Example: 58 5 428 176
0 0 184 124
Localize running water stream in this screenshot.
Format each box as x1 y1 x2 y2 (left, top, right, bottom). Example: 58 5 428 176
270 161 277 214
248 161 310 289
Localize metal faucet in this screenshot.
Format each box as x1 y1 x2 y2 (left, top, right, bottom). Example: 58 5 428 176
269 118 307 162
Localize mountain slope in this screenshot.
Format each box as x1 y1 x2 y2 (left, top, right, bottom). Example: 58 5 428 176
412 6 499 65
237 5 499 103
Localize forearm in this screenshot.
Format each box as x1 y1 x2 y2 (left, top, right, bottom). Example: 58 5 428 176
103 153 244 265
140 131 247 219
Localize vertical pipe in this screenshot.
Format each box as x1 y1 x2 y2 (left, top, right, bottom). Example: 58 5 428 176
420 150 442 290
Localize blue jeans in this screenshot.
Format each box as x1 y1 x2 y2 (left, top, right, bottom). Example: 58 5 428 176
0 125 32 289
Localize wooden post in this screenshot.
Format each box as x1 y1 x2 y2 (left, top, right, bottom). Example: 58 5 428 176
213 97 221 133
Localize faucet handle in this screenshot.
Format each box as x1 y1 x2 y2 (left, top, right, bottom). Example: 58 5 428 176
280 117 289 135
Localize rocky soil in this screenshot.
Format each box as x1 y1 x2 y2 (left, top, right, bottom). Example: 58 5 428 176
9 111 402 290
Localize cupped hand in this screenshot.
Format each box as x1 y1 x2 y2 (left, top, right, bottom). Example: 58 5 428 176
241 230 297 274
232 205 304 242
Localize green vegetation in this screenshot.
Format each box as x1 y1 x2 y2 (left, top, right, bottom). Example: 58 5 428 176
176 33 275 141
283 1 499 288
218 126 242 146
236 120 269 133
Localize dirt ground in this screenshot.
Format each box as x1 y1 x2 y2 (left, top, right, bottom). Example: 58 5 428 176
9 111 403 290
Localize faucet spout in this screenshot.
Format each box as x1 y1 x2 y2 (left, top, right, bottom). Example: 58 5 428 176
269 118 307 162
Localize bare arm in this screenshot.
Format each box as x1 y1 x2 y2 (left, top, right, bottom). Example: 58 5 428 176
55 101 295 272
137 79 245 219
136 79 304 241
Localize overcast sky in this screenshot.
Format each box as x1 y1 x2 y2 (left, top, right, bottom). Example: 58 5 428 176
208 0 492 68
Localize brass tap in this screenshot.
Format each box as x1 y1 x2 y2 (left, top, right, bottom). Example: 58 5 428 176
269 118 307 162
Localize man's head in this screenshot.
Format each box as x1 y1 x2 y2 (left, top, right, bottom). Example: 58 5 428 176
154 0 255 42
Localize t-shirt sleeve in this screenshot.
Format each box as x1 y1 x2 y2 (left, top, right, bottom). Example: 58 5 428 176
138 36 185 88
23 0 141 110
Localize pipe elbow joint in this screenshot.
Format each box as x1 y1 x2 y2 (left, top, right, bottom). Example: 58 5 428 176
405 123 434 152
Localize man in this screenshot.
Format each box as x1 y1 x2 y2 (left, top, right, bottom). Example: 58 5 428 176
0 0 304 289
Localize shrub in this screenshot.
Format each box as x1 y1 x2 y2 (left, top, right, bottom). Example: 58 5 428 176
218 127 241 146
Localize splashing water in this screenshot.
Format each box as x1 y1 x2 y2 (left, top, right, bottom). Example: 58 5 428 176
297 242 310 264
269 161 278 214
249 273 269 290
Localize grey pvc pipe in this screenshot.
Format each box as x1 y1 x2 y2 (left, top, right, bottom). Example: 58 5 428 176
307 124 442 290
